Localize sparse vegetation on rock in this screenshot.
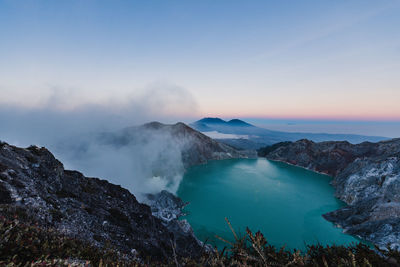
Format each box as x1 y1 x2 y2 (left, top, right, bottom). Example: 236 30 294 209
1 212 400 266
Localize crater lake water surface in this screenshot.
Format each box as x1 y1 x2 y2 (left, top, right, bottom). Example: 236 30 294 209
177 158 359 250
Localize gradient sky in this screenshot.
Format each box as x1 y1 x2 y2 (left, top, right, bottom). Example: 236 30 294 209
1 0 400 120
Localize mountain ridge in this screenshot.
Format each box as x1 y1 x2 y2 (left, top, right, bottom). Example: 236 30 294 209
114 121 257 167
190 117 389 150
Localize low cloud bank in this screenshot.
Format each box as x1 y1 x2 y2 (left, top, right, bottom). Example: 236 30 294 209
201 131 250 139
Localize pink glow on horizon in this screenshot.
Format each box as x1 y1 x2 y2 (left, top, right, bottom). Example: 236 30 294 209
200 112 400 122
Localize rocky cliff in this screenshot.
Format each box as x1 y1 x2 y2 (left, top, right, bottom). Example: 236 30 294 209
0 141 204 262
259 138 400 250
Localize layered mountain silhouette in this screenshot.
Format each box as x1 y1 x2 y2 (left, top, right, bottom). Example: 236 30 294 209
190 118 388 150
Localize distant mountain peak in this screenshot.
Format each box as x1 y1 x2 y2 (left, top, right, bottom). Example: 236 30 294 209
190 117 388 150
197 117 227 124
196 117 253 125
191 117 256 133
227 119 254 127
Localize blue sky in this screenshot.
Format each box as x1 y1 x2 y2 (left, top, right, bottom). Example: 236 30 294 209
0 0 400 120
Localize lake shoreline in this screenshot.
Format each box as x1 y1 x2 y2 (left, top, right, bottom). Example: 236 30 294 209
177 157 362 248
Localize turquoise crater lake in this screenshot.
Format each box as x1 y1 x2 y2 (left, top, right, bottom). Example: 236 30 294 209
177 158 359 250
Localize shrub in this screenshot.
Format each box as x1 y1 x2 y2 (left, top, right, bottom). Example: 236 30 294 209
1 210 400 266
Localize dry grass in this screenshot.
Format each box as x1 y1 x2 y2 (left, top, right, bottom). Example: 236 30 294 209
1 210 399 266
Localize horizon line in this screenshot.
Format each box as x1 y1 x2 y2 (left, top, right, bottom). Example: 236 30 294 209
198 114 400 122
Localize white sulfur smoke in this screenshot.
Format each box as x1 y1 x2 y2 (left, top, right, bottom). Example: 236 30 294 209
0 83 198 199
55 125 193 200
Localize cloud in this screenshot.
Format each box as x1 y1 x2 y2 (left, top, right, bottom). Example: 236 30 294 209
0 82 198 143
55 125 191 199
0 82 199 199
135 82 199 118
201 131 250 139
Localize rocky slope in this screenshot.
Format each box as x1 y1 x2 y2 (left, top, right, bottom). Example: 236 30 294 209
104 121 257 167
53 121 256 200
0 141 204 261
259 138 400 250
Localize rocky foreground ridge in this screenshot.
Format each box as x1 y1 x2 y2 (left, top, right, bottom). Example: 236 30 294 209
0 141 205 262
0 122 255 263
259 138 400 250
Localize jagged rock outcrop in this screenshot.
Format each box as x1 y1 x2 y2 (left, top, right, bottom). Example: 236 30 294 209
0 142 204 261
145 190 187 223
144 190 212 254
259 138 400 250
